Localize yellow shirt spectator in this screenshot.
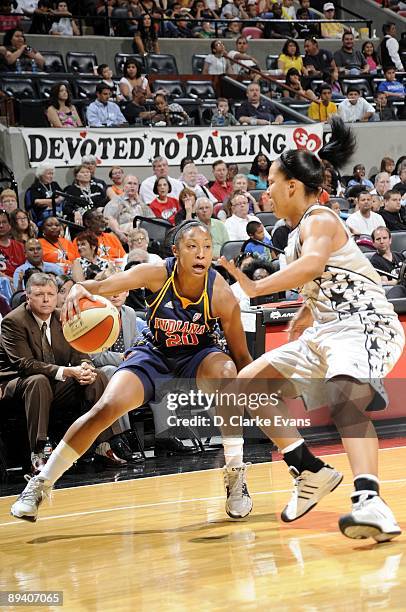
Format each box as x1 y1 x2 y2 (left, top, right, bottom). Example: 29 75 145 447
308 100 338 121
278 53 304 74
321 4 347 39
277 41 305 75
321 21 346 39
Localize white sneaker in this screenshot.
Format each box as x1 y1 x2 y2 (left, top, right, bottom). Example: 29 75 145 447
281 465 343 522
10 475 52 522
223 464 253 519
339 492 402 542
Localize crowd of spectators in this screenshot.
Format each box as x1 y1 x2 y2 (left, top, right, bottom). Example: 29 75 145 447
0 147 406 472
0 0 404 127
1 151 405 310
0 0 404 44
0 0 405 473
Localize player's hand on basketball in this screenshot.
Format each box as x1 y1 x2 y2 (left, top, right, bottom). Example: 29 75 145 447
62 283 96 323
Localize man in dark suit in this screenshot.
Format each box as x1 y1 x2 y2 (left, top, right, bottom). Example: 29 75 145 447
0 272 107 473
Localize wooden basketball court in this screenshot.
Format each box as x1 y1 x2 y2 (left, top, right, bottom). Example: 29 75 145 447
1 446 405 611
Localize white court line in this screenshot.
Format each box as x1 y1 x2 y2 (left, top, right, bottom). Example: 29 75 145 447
0 477 405 528
1 443 405 501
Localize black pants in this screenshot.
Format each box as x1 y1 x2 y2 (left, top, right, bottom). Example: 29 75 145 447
6 373 107 452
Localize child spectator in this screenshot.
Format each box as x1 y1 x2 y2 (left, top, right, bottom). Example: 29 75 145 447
330 199 348 220
377 65 405 106
308 84 337 121
374 91 397 121
243 220 273 259
97 64 122 101
211 98 238 126
337 86 375 123
325 66 344 99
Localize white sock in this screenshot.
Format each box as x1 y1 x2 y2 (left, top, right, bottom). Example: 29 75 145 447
223 437 244 468
280 438 304 455
39 440 80 485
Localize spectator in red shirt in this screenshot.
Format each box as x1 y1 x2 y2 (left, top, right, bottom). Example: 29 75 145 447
0 209 25 278
149 177 180 225
0 1 21 33
209 160 233 203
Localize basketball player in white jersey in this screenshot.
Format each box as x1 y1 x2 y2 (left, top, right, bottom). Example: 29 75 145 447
221 116 404 542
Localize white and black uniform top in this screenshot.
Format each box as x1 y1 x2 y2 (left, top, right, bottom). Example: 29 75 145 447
286 204 396 324
265 204 405 409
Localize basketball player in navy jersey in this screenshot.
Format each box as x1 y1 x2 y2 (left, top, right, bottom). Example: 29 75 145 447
220 117 404 542
11 221 257 521
11 218 344 526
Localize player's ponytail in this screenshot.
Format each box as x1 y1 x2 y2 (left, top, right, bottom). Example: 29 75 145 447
318 116 356 170
278 117 356 196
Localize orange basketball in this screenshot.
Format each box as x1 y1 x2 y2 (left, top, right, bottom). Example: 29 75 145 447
63 295 120 354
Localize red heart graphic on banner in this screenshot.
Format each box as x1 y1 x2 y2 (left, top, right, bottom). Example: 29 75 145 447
176 132 184 139
305 134 322 153
293 127 321 152
79 130 87 138
212 130 219 137
96 158 102 165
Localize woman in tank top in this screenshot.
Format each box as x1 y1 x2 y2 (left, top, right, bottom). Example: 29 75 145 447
220 116 405 543
46 83 82 128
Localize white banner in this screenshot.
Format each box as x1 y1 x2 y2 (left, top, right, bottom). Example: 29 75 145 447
20 124 324 168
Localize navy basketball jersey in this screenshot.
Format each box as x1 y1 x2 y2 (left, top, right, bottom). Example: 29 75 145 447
144 257 219 356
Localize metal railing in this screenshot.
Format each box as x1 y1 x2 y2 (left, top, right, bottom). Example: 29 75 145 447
3 11 374 39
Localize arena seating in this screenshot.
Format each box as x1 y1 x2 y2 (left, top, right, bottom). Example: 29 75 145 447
220 240 245 260
0 42 404 127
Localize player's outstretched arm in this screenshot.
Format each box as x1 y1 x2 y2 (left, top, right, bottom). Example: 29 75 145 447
212 274 253 371
62 263 168 322
220 213 340 298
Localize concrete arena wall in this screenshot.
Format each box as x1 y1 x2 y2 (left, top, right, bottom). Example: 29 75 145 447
0 122 405 204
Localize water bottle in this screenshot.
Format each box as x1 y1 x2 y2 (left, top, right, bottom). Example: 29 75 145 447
43 437 53 459
15 59 22 74
31 59 37 73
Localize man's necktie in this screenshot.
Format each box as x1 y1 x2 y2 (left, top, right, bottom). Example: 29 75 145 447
41 322 56 365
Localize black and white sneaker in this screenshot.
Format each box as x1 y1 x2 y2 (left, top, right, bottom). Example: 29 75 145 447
10 475 52 522
339 492 401 542
281 465 343 522
223 464 253 519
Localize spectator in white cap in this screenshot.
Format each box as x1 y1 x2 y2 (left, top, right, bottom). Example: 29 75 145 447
321 3 349 39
